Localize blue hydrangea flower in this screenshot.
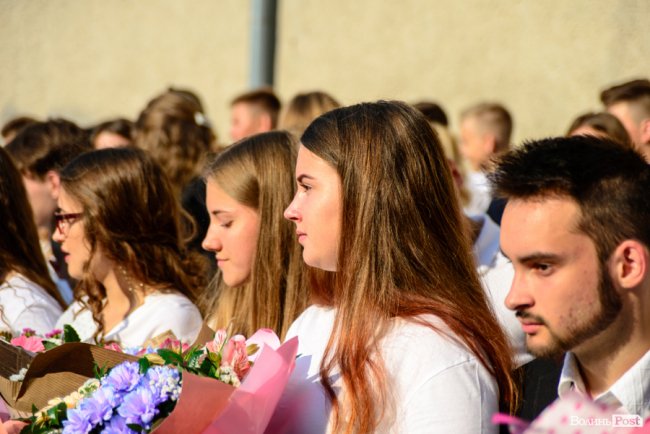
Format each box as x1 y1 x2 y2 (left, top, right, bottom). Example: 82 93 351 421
79 387 118 426
62 407 92 434
103 362 142 393
102 415 136 434
117 386 158 429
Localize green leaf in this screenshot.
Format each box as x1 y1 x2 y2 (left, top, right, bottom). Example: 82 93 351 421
63 324 81 343
127 423 144 432
156 349 184 366
94 362 108 379
139 357 151 374
41 340 58 351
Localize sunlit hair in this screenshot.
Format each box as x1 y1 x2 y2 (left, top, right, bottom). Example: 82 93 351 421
301 101 518 432
0 147 64 308
567 111 633 148
489 135 650 265
200 131 309 339
231 87 282 129
461 102 513 154
279 91 341 138
90 118 134 149
134 88 216 196
59 147 207 341
600 78 650 119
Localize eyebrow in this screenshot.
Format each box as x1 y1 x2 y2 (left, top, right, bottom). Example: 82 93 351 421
296 174 315 183
209 209 233 217
514 252 562 264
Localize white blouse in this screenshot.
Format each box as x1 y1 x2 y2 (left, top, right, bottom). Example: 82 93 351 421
0 273 63 335
56 292 202 348
266 305 499 434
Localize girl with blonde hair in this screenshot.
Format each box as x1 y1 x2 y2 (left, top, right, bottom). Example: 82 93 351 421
201 131 309 339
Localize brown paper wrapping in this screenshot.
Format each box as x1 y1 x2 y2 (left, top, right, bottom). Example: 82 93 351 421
0 341 137 412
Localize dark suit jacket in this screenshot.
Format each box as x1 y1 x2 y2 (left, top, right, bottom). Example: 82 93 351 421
515 356 564 421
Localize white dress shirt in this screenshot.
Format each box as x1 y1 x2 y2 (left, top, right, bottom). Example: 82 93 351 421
558 350 650 419
266 305 499 434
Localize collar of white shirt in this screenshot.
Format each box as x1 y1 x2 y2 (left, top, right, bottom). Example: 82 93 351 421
557 350 650 418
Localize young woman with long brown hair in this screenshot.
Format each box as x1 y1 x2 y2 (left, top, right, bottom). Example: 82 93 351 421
54 147 206 347
0 147 65 335
200 131 309 339
270 101 518 433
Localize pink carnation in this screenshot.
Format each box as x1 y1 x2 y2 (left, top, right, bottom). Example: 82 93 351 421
11 335 45 353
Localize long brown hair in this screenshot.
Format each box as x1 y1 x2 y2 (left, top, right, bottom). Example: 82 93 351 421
301 101 518 432
134 88 216 196
0 147 64 308
59 147 207 340
200 131 309 339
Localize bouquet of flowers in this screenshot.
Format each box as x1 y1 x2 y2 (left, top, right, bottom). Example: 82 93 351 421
14 328 298 434
493 391 650 434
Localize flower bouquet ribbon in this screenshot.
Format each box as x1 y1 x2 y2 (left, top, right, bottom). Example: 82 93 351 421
154 329 299 434
493 391 650 433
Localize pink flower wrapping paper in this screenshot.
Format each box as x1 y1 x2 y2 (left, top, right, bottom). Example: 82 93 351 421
493 391 650 434
153 330 298 434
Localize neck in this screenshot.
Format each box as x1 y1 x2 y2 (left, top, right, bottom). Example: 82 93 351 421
102 268 133 310
574 295 650 397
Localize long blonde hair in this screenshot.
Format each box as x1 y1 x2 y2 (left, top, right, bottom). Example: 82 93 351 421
200 131 309 339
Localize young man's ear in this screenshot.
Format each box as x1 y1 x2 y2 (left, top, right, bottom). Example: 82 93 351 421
45 170 61 200
611 240 648 289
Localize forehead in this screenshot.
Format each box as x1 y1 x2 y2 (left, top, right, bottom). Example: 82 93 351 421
295 144 336 176
206 179 252 212
500 197 587 252
57 187 82 211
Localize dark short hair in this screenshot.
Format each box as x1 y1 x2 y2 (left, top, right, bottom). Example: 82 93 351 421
567 111 632 148
412 101 449 126
601 79 650 106
5 118 91 179
89 118 134 146
489 135 650 263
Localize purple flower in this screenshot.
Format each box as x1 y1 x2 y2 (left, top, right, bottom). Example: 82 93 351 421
79 387 117 426
103 362 142 393
62 407 92 434
102 415 136 434
117 386 158 428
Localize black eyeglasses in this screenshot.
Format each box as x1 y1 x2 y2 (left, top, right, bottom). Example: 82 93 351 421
54 212 83 235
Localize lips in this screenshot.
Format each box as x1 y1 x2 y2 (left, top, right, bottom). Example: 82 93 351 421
296 231 306 243
516 312 545 335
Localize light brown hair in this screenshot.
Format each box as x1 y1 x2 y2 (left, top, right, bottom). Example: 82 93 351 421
279 90 341 137
134 88 216 196
200 131 309 339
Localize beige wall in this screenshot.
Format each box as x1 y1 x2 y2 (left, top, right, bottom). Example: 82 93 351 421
0 0 250 145
2 0 649 145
